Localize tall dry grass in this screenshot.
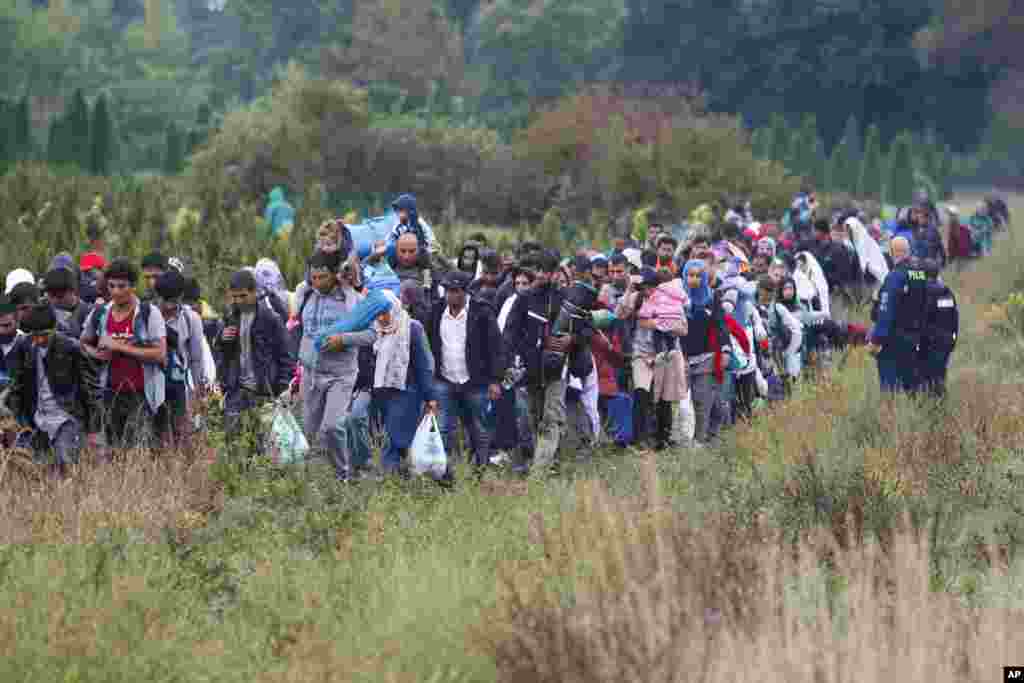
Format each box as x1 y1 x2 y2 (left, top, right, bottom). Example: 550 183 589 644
482 460 1024 683
0 445 222 545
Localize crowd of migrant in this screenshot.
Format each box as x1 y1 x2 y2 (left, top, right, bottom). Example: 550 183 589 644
0 190 1011 481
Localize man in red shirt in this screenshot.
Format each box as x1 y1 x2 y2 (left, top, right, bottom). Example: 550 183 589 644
81 259 167 450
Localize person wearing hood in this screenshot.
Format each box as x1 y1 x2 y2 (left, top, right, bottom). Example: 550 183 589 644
253 258 290 326
389 194 440 257
5 303 87 478
264 186 296 241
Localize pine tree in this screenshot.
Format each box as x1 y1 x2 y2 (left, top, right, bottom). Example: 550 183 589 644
0 100 11 164
794 113 819 177
14 97 31 160
886 131 915 206
767 114 789 164
89 94 113 175
163 122 183 174
750 126 771 160
858 124 883 198
67 89 91 170
840 115 862 168
47 116 67 165
823 149 838 193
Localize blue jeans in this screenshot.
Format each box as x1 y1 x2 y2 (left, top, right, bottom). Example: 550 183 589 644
434 379 491 468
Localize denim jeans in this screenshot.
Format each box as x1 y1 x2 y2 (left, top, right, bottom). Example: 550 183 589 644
434 379 491 468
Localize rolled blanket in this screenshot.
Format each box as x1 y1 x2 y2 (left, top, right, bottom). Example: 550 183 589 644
299 289 393 369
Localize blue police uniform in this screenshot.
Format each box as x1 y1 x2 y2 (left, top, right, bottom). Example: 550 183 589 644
870 261 929 392
919 275 958 397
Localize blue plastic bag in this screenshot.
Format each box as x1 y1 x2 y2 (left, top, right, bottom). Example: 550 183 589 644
606 392 634 445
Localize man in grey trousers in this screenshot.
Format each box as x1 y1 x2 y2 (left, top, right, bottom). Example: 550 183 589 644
298 251 377 481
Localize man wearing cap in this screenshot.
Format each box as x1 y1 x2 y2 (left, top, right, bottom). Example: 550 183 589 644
8 282 41 331
427 270 505 476
6 303 87 477
42 267 92 339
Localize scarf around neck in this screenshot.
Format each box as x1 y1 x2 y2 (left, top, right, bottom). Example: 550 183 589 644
373 290 412 391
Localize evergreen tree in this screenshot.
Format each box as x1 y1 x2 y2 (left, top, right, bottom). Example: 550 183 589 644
840 115 862 168
886 131 915 206
823 149 838 194
14 97 31 160
858 124 883 198
794 113 819 177
937 144 955 199
767 113 789 164
163 122 184 174
67 89 91 170
808 132 826 187
0 100 11 164
47 116 68 165
750 126 771 160
89 94 113 175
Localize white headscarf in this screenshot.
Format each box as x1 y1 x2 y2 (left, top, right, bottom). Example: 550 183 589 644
373 290 412 391
795 251 830 317
4 268 34 295
844 217 889 284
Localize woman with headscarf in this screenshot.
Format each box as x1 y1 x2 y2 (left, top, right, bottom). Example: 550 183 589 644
844 216 889 287
680 260 733 445
363 289 437 476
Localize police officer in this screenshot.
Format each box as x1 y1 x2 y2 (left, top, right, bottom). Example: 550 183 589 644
867 237 928 393
918 260 958 398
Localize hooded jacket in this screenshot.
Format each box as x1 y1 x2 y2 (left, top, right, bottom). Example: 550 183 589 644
264 187 296 238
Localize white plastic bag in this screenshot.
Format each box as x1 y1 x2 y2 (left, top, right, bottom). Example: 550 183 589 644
410 414 447 478
262 402 309 465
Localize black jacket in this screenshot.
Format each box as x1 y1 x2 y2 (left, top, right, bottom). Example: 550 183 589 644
8 333 88 425
816 242 861 292
502 283 593 386
428 299 505 387
215 304 295 397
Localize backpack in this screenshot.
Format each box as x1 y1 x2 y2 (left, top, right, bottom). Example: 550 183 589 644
79 268 100 305
90 299 154 341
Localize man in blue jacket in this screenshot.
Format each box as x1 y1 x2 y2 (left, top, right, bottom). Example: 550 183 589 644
868 237 928 393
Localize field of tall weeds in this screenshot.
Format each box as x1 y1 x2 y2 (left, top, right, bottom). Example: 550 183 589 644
2 192 1024 681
